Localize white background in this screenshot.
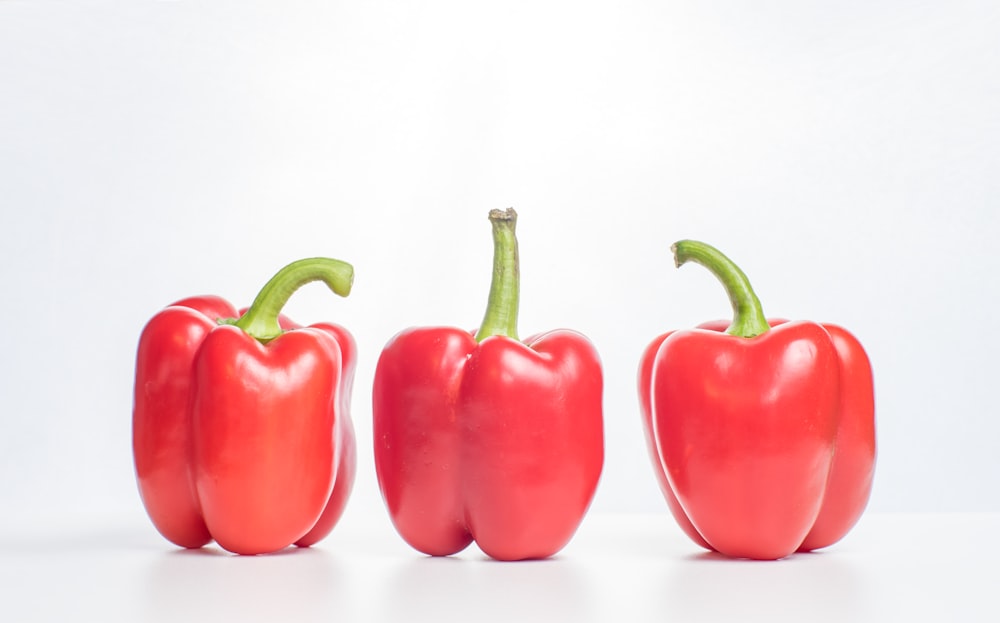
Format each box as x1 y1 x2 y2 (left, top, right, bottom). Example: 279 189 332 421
1 0 998 529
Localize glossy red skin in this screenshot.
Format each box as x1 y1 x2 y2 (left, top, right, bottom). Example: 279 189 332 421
132 296 356 555
638 319 875 559
241 311 357 549
373 327 604 561
796 323 876 552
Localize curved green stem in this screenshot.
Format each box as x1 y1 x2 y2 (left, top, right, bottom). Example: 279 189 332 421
233 257 354 342
475 208 520 342
671 240 770 338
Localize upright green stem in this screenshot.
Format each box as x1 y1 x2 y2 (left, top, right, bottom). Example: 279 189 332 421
475 208 520 342
233 257 354 342
671 240 770 338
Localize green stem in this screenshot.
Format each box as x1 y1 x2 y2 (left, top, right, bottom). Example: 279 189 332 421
671 240 770 338
233 257 354 342
475 208 520 342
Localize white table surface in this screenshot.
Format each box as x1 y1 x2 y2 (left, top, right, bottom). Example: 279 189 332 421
1 511 996 622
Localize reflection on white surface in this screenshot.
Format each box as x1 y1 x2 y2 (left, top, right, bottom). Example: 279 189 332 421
382 556 596 623
660 551 870 620
139 547 350 622
0 513 997 622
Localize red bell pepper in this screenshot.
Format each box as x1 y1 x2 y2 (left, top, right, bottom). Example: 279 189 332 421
638 240 876 560
373 209 604 561
133 258 357 555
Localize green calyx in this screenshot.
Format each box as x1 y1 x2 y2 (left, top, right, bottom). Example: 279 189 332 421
475 208 520 343
232 257 354 342
671 240 770 339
